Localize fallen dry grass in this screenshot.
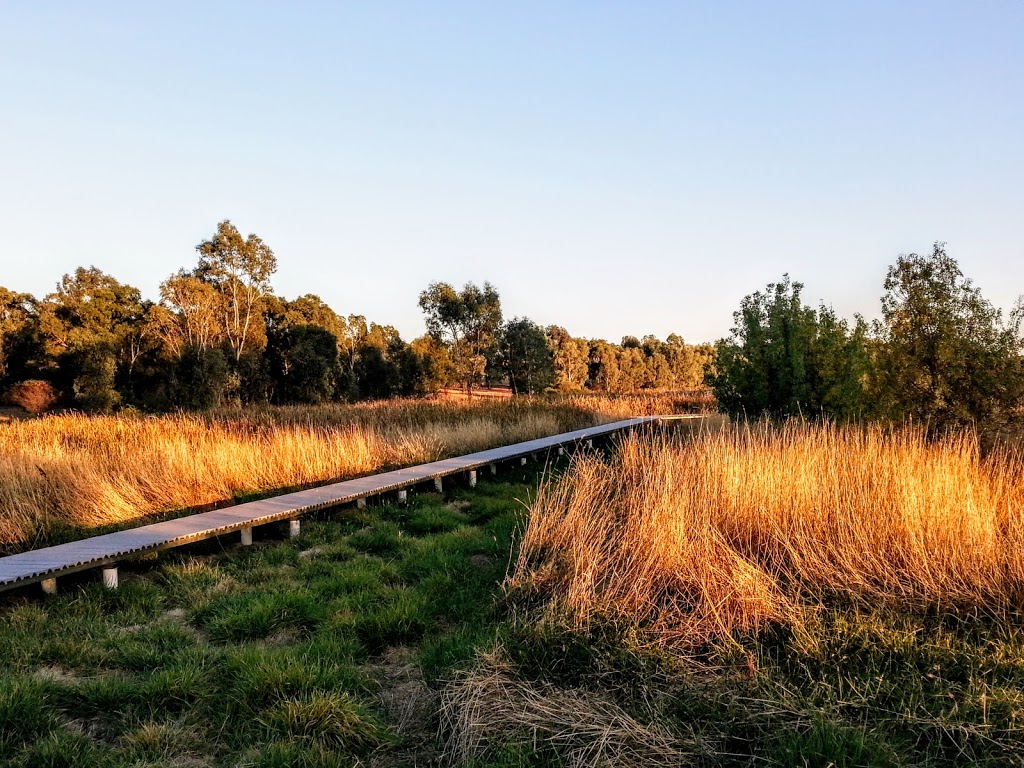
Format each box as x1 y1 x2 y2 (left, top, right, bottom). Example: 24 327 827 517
0 396 674 548
510 422 1024 647
441 649 697 767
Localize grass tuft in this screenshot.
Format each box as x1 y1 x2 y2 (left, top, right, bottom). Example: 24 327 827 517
258 691 386 753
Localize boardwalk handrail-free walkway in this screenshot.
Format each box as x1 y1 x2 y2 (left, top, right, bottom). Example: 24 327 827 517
0 415 689 595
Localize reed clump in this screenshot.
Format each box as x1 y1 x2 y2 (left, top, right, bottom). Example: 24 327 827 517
510 422 1024 647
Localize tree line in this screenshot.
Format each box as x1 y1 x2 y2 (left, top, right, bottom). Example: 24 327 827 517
711 243 1024 431
0 220 711 413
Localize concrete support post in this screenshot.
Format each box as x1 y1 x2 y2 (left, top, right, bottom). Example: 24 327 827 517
434 477 443 493
41 578 57 595
102 566 119 590
489 463 497 476
241 527 253 546
289 519 301 538
357 497 367 509
468 469 477 488
397 489 408 503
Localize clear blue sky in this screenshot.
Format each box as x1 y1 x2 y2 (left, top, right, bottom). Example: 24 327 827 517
1 2 1021 344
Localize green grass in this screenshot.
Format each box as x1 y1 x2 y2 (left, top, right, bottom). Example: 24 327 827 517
0 466 546 767
466 605 1024 768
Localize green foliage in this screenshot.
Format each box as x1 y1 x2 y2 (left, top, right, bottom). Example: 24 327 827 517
713 247 1024 425
268 324 339 404
711 275 872 419
499 317 555 394
876 242 1023 429
546 325 589 391
419 281 503 393
0 677 60 759
195 219 277 361
258 692 386 752
0 286 39 389
172 344 229 409
71 344 120 412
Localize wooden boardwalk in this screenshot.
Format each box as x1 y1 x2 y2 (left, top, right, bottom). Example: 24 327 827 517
0 415 683 595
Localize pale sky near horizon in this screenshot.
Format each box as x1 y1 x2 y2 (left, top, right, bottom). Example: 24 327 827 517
1 2 1021 344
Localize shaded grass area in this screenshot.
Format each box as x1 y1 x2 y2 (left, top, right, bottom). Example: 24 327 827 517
0 467 545 767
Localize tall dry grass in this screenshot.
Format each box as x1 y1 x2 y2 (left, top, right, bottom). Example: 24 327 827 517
510 422 1024 647
0 397 651 549
556 389 716 417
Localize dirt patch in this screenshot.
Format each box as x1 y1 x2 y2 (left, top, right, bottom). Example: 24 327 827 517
34 664 79 683
470 555 494 569
167 758 214 768
265 628 300 646
65 716 112 741
367 646 443 766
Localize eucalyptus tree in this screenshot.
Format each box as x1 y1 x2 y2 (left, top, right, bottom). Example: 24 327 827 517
418 281 502 395
195 219 277 361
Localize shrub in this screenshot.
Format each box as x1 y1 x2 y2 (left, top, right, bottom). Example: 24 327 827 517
4 380 59 414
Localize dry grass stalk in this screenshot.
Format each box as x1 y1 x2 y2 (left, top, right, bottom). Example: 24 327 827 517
510 422 1024 647
440 650 697 767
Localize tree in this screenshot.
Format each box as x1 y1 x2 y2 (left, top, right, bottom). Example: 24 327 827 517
172 346 229 410
0 287 39 389
418 281 502 395
616 346 647 392
876 243 1023 428
273 325 339 404
159 271 222 353
499 317 555 395
195 220 277 361
36 267 148 411
711 275 872 420
546 326 589 391
587 341 621 392
409 335 452 395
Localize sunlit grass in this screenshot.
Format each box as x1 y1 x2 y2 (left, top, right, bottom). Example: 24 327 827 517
511 422 1024 645
0 396 676 548
447 422 1024 767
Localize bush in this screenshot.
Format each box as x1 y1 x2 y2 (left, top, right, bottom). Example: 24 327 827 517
4 379 59 414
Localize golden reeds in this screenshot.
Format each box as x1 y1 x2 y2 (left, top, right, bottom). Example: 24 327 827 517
0 398 633 548
510 422 1024 647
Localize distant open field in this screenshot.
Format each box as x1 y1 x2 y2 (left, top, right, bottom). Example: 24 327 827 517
443 423 1024 766
0 392 708 549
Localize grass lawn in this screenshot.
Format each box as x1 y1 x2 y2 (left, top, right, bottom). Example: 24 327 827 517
0 464 548 767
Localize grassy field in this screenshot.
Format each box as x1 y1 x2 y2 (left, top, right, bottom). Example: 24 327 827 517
0 393 706 550
9 411 1013 766
446 423 1024 767
0 463 549 767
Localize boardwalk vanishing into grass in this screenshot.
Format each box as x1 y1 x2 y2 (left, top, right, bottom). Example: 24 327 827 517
0 416 700 596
